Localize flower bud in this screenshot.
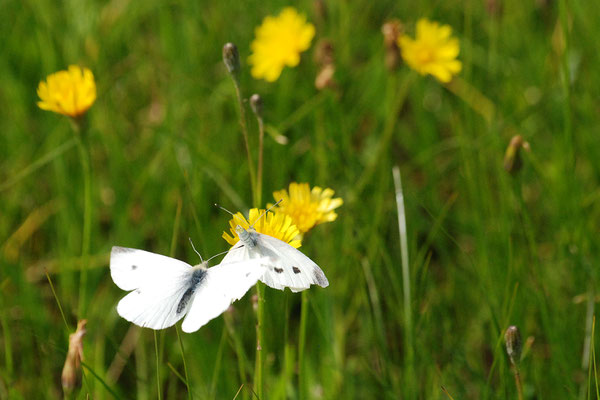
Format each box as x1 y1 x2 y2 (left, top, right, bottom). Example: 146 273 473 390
250 94 263 117
222 43 240 75
315 64 336 90
503 135 530 174
505 325 522 365
382 20 403 71
61 320 87 395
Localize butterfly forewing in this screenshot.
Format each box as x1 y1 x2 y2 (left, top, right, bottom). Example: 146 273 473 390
110 246 191 291
258 233 329 292
110 247 197 329
222 231 329 292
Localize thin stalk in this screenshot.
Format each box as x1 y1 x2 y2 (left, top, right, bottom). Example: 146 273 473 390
176 326 192 400
0 138 76 192
354 74 413 197
298 291 309 399
72 120 92 319
282 292 290 395
558 0 573 169
224 312 249 400
254 283 265 398
256 114 264 207
513 365 523 400
0 311 12 380
154 331 162 400
232 80 257 207
392 166 415 398
592 317 599 399
45 269 71 332
579 284 595 400
210 326 228 397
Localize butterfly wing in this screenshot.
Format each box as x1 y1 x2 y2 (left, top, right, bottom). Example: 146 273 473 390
110 246 191 290
181 259 267 333
220 240 290 290
110 246 194 330
257 233 329 292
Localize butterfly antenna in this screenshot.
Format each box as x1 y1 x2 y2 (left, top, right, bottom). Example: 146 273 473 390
188 237 204 263
205 249 231 264
214 203 235 216
250 199 283 229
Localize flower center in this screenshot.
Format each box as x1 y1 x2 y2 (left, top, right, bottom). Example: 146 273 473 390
416 47 435 65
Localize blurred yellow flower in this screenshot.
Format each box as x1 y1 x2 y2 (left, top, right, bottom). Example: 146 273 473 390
37 65 96 117
223 208 302 248
398 19 462 83
248 7 315 82
270 182 343 234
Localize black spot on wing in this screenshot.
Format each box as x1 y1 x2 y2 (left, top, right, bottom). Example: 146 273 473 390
312 267 329 288
274 267 284 274
131 265 138 270
292 266 301 274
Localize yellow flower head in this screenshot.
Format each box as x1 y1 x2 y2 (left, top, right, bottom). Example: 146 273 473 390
223 208 302 248
270 182 343 234
398 19 462 83
37 65 96 118
248 7 315 82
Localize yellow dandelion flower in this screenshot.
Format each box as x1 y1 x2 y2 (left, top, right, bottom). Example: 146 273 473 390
37 65 96 118
223 208 302 248
270 182 343 234
398 18 462 83
248 7 315 82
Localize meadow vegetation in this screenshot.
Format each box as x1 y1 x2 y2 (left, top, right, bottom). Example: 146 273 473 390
1 0 600 399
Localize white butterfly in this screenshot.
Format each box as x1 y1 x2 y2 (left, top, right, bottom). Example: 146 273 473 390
221 225 329 293
110 246 268 333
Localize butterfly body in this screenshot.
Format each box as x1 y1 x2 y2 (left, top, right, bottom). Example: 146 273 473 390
223 225 329 293
110 246 267 332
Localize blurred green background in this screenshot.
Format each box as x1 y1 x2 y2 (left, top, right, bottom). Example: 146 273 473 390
2 0 600 398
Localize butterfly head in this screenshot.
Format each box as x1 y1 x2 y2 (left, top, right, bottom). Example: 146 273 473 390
235 225 258 248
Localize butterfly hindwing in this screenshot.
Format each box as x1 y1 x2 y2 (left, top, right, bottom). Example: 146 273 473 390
116 278 192 329
181 259 267 333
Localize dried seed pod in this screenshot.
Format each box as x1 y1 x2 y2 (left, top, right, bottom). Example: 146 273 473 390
61 320 88 394
222 43 240 76
505 325 522 365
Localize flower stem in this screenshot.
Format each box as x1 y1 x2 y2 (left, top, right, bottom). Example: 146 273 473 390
154 331 162 400
72 120 92 319
254 282 265 398
256 113 264 207
298 291 308 399
232 80 257 207
513 365 524 400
